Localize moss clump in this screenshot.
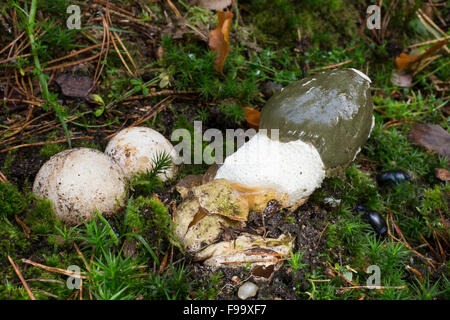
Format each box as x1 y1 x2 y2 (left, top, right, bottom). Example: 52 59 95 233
418 184 449 227
1 151 16 178
344 165 383 211
125 196 181 252
0 216 30 259
326 205 370 258
0 181 62 235
24 197 62 234
39 142 66 161
0 182 26 218
247 0 364 49
365 123 442 180
161 36 258 103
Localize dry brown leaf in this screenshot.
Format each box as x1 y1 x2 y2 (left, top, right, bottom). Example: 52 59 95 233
395 40 448 72
55 74 94 98
208 11 233 74
435 168 450 182
409 124 450 158
395 52 419 71
197 0 232 11
242 106 260 130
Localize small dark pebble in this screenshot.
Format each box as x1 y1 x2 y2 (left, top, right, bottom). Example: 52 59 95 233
377 170 411 186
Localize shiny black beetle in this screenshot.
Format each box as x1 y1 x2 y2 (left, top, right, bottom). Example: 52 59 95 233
357 206 388 236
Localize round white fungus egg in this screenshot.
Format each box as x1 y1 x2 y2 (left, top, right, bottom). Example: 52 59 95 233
105 127 178 181
33 148 127 225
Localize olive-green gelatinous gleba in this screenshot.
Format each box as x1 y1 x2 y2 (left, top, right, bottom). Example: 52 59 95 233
260 68 374 174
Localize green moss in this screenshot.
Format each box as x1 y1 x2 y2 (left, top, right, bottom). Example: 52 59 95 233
247 0 363 49
326 205 370 258
365 122 444 181
125 197 147 232
192 271 223 300
421 184 449 215
39 142 66 161
77 140 102 151
416 184 450 230
0 216 30 258
1 151 16 178
0 182 26 218
161 36 258 103
24 197 62 234
344 165 383 211
125 196 181 253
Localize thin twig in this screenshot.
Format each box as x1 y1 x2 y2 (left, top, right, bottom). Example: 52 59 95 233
8 256 36 300
21 259 88 279
339 285 406 290
310 59 352 72
1 136 93 153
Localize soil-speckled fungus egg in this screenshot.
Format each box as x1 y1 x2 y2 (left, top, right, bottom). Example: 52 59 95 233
105 127 178 181
215 68 373 207
33 148 127 225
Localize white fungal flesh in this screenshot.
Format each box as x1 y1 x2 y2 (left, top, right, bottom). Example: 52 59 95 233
215 132 326 205
350 68 372 83
105 127 178 180
32 148 127 225
238 282 259 300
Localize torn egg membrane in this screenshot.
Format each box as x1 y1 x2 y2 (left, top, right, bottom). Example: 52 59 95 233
174 178 284 253
194 233 294 282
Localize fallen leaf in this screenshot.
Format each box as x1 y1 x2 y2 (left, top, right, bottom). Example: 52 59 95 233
55 74 94 98
197 0 232 11
242 106 260 130
395 40 448 72
395 52 419 72
409 123 450 157
195 233 294 282
208 11 233 74
435 168 450 182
